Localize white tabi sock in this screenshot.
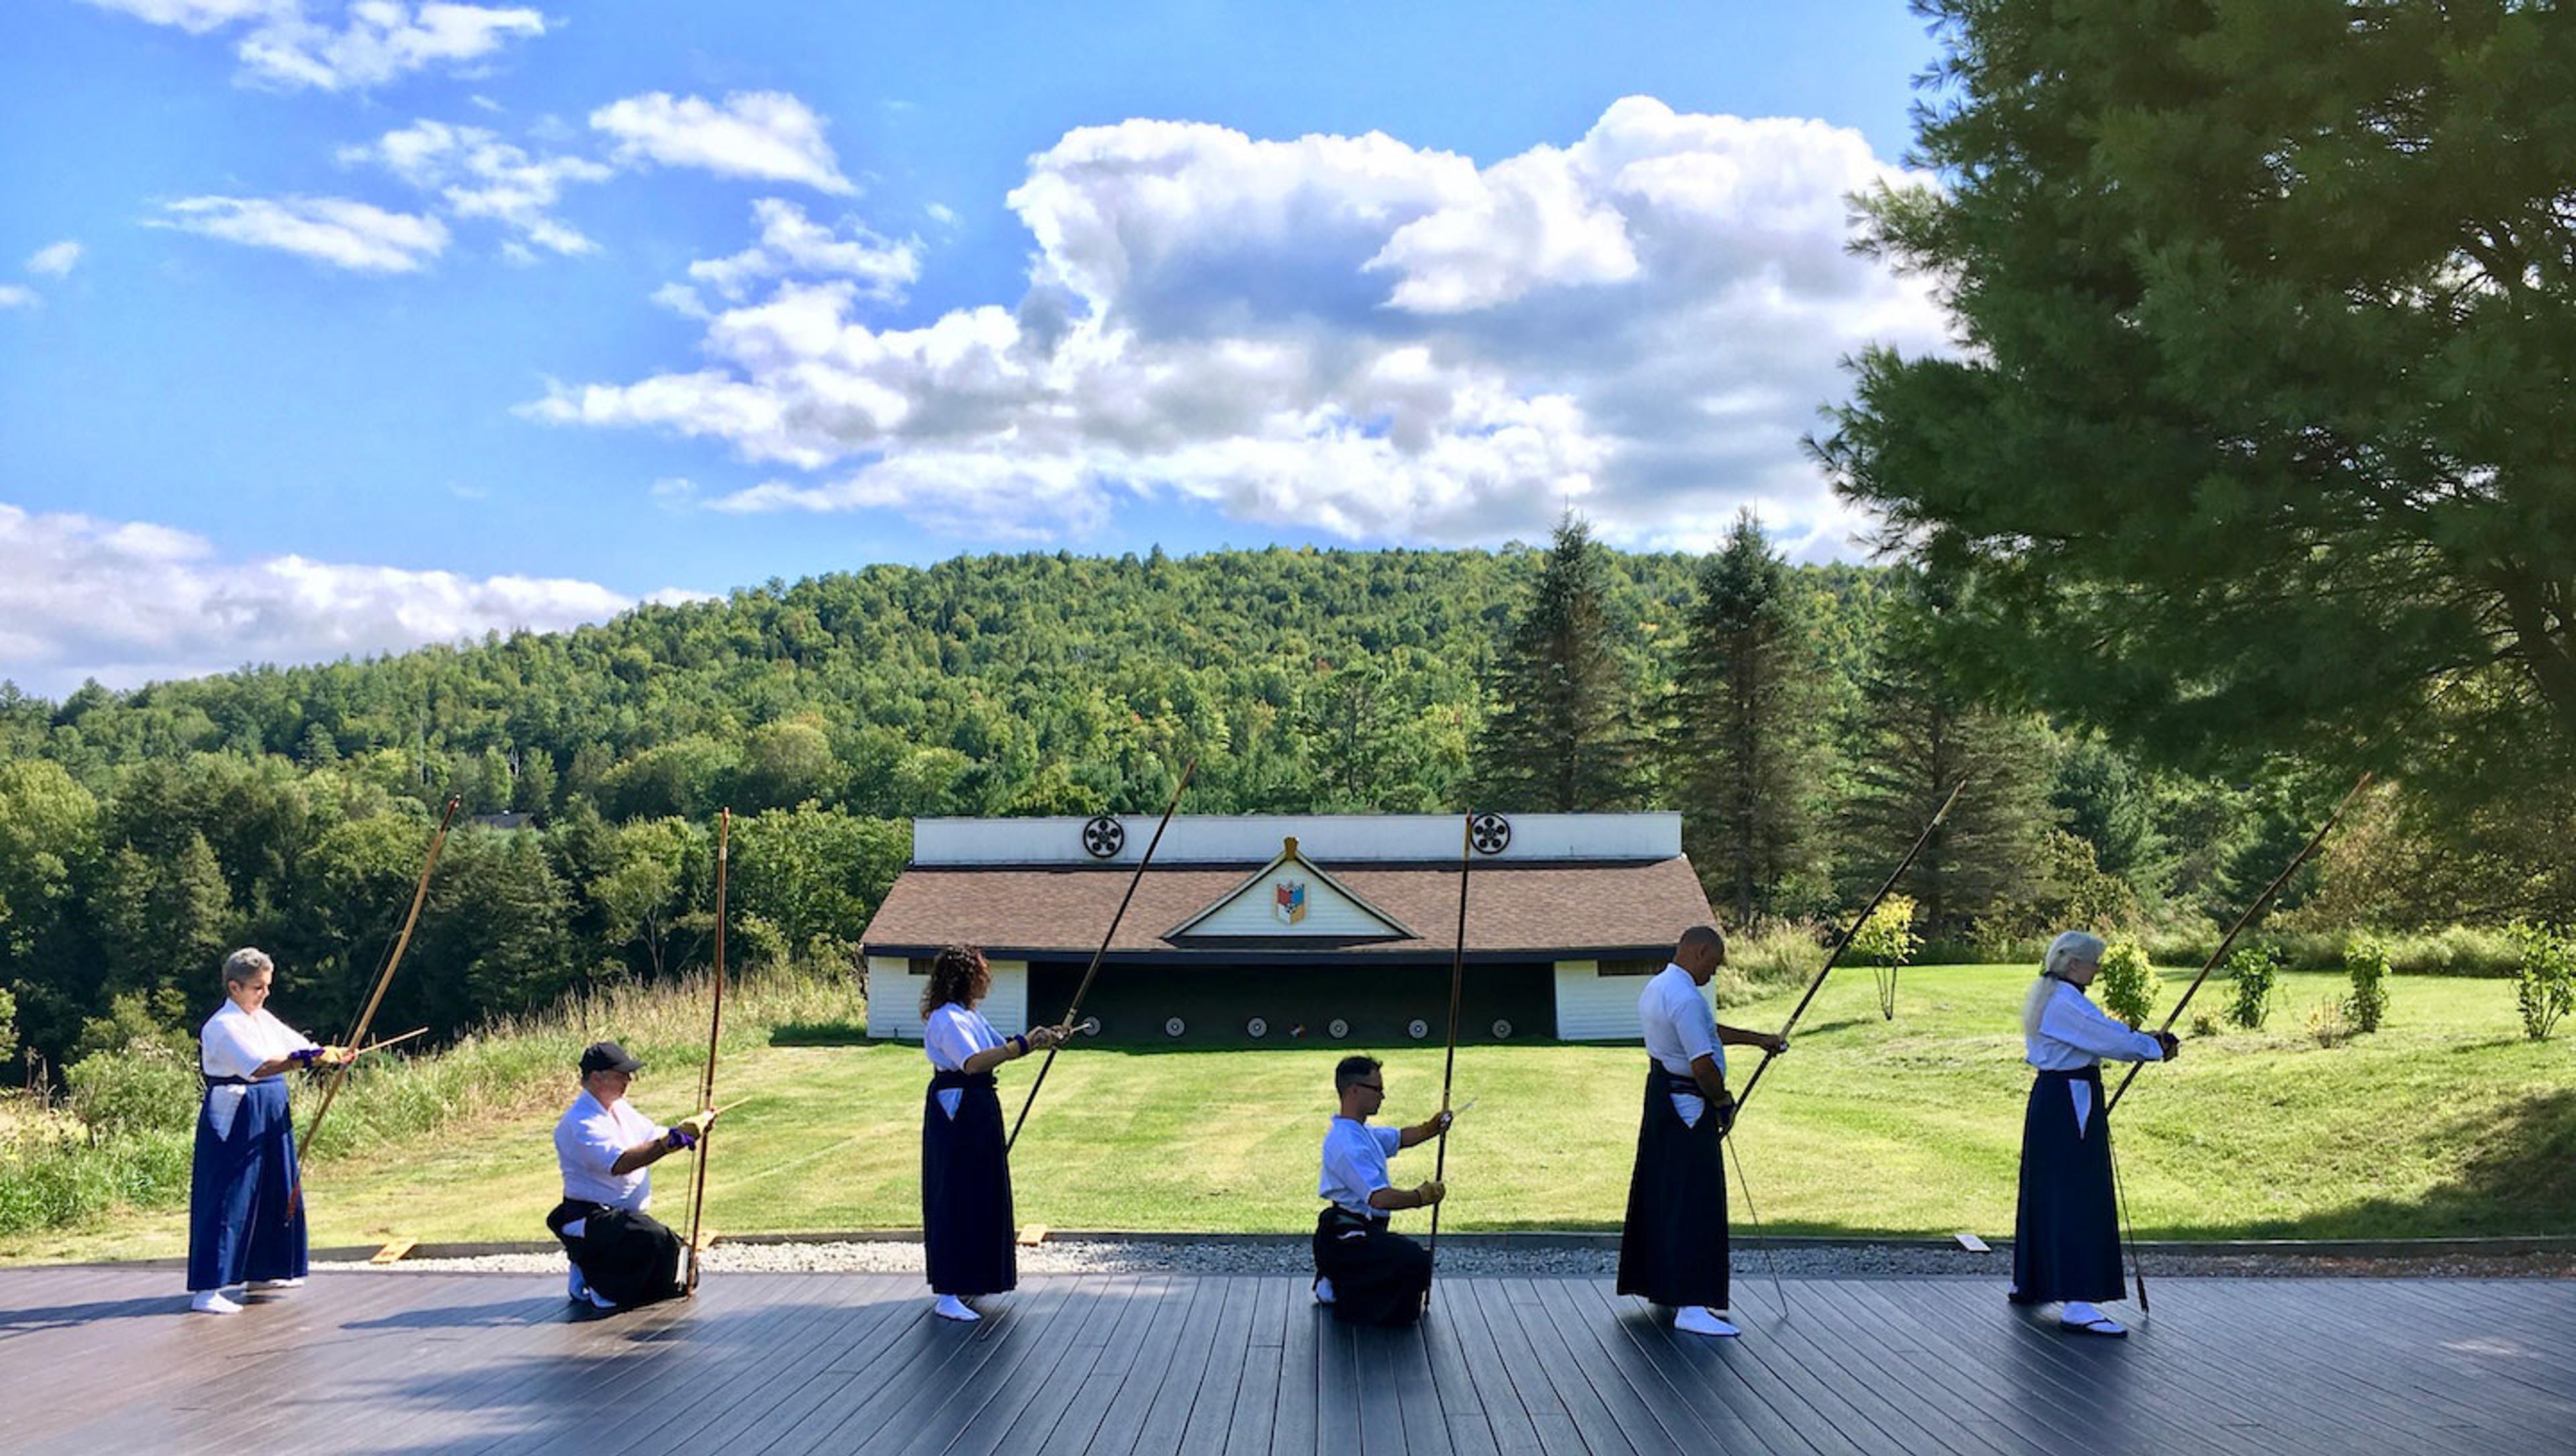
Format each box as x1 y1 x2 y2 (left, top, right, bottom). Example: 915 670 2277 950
933 1294 980 1323
189 1290 242 1316
2060 1300 2125 1334
1313 1277 1336 1305
1672 1306 1739 1338
567 1264 589 1300
247 1277 304 1290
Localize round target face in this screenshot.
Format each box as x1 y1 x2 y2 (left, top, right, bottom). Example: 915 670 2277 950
1468 812 1511 856
1081 815 1126 859
1246 1017 1269 1039
1407 1018 1429 1040
1328 1018 1350 1039
1491 1018 1513 1039
1164 1016 1186 1037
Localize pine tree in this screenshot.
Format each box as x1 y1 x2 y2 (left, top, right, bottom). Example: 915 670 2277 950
1839 581 2057 938
1666 512 1833 921
1474 514 1645 811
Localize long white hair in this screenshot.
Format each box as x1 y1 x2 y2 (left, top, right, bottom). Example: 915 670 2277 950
2022 930 2106 1040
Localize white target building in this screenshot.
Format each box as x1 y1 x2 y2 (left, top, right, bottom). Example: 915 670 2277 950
859 812 1716 1046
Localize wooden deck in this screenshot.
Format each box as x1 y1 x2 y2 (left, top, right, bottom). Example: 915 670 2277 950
1 1266 2569 1454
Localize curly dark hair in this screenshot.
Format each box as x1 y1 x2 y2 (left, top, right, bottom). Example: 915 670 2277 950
920 944 991 1018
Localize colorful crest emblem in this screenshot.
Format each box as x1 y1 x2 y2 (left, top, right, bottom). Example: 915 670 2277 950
1273 880 1307 926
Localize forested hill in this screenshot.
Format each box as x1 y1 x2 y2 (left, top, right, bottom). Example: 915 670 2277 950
0 545 1920 1068
0 547 1891 821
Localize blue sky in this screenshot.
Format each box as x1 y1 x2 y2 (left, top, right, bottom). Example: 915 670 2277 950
1 1 1950 694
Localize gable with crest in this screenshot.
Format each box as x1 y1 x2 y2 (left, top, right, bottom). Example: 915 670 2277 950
1167 836 1412 940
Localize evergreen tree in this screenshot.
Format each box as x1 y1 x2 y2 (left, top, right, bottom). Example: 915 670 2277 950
1474 515 1646 811
1839 582 2057 938
1815 0 2576 811
1665 512 1833 921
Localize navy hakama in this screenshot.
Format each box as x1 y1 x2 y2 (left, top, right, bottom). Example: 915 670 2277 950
547 1198 685 1308
186 1075 308 1292
922 1067 1016 1297
2012 1066 2126 1304
1312 1205 1430 1326
1617 1064 1729 1310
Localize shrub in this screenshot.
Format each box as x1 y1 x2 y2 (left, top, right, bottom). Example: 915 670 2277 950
2188 1012 2220 1038
66 1042 201 1140
2306 996 2354 1048
2095 941 2162 1029
1731 920 1823 989
1847 895 1921 1021
2380 926 2519 978
2343 932 2392 1033
2510 922 2575 1042
2224 945 2280 1030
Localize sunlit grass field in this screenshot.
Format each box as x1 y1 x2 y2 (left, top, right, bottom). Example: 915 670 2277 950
7 964 2569 1264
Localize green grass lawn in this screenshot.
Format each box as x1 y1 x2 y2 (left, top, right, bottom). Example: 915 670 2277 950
6 965 2569 1264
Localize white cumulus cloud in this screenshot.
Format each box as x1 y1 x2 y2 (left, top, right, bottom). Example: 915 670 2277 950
156 194 449 272
680 198 919 304
590 91 855 194
80 1 545 92
530 96 1948 553
341 119 613 258
27 241 84 277
0 286 38 310
0 503 704 693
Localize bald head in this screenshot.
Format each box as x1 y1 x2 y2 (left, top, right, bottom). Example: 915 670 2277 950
1674 924 1726 983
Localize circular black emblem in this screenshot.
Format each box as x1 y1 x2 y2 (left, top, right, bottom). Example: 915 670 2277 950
1469 811 1512 856
1082 815 1126 859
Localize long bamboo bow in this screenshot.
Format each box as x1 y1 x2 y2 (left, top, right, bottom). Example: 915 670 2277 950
1731 779 1965 1125
1007 759 1196 1154
291 795 461 1213
1421 811 1474 1308
684 808 731 1293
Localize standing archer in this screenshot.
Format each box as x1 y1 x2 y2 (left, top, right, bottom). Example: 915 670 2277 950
919 944 1071 1323
1617 924 1787 1339
2012 930 2175 1337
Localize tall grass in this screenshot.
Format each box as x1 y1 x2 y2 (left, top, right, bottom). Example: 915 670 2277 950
0 971 866 1237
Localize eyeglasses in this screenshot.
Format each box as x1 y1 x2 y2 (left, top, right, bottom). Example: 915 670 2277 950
1355 1081 1385 1093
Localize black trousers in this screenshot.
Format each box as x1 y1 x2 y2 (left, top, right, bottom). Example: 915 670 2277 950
1616 1064 1729 1310
924 1069 1016 1297
2012 1067 2127 1304
548 1198 684 1310
1313 1205 1430 1327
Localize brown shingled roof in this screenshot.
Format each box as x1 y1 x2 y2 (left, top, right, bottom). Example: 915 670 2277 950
861 857 1713 959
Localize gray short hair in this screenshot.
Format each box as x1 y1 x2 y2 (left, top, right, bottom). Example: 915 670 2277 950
2043 931 2105 980
221 947 274 987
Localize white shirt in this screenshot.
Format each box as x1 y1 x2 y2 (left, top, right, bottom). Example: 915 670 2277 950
1319 1116 1402 1218
2026 978 2165 1136
199 1001 316 1080
924 1003 1004 1073
1639 963 1723 1127
554 1088 666 1211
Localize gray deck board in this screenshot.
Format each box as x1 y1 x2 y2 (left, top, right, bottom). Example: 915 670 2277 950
0 1266 2568 1455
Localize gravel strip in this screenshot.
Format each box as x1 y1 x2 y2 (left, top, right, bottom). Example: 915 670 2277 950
329 1238 2575 1281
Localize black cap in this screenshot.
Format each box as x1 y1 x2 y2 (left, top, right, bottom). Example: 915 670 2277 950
579 1040 643 1076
